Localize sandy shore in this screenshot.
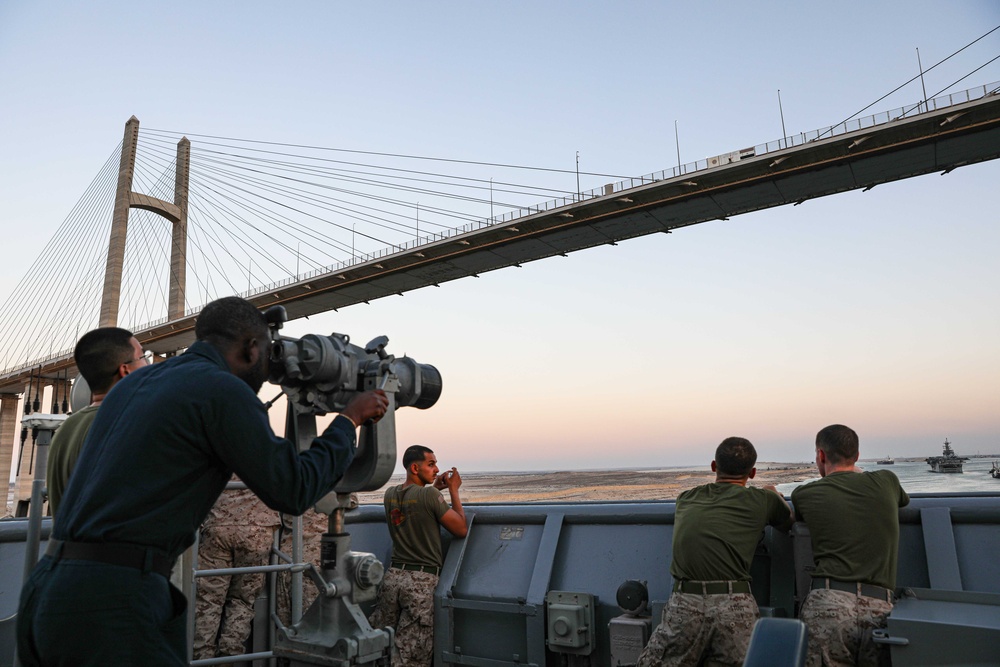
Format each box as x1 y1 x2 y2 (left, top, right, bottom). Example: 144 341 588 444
356 463 818 504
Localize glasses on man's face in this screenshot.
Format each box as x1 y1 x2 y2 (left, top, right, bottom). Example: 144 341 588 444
128 349 154 365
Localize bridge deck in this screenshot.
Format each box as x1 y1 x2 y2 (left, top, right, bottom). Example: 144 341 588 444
2 91 998 393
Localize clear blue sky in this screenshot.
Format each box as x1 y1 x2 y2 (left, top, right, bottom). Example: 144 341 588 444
1 2 998 470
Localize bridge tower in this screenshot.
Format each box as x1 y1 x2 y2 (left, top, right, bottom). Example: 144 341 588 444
2 117 191 515
100 115 191 325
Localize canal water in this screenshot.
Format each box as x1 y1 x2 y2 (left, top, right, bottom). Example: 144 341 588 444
777 457 1000 495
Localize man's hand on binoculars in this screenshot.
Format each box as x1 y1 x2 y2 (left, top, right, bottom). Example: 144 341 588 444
340 389 389 427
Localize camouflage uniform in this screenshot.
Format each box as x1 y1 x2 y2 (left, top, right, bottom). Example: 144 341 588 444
368 568 439 667
194 487 280 659
637 592 758 667
798 589 892 667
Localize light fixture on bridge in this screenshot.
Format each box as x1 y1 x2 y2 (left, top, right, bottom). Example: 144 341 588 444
793 200 805 206
769 157 788 168
863 185 875 192
458 240 471 245
414 252 425 258
940 112 966 127
337 275 347 280
559 213 574 219
682 181 698 187
505 227 519 232
847 136 871 150
303 283 312 290
617 197 633 203
374 264 383 269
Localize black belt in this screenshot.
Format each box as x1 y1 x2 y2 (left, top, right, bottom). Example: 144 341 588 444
672 579 752 595
391 561 441 576
46 539 174 578
811 577 894 603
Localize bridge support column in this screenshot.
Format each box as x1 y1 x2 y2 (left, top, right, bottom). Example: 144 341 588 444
169 138 190 320
0 393 20 515
14 381 39 515
99 116 140 327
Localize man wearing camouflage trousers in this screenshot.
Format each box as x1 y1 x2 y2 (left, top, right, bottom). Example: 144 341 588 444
194 485 280 659
637 437 793 666
369 445 467 667
792 424 909 667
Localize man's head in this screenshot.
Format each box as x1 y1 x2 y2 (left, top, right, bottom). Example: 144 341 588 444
74 327 147 395
815 424 859 475
196 297 270 393
713 436 758 480
403 445 438 485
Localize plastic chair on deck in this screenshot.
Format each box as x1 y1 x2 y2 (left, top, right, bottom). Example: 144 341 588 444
742 617 807 667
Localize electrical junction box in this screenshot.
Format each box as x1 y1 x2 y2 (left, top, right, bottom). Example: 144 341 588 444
545 591 596 654
609 615 652 666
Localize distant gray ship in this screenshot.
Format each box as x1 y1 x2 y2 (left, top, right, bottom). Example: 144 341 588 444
926 438 968 473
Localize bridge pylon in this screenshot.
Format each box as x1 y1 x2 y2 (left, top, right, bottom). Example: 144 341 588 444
99 116 190 326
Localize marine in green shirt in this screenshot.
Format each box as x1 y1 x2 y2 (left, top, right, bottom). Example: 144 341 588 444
638 437 792 667
46 327 149 516
370 445 468 667
792 424 910 667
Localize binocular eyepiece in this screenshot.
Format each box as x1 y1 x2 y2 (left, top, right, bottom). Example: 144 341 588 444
264 306 442 414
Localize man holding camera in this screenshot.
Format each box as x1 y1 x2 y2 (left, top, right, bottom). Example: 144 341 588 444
369 445 467 667
17 296 389 667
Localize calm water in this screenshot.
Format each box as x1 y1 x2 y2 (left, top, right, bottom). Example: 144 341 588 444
777 458 1000 495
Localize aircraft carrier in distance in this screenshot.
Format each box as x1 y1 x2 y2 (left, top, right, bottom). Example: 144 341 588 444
926 438 968 473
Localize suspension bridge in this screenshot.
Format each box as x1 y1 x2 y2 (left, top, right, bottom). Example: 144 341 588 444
1 81 999 511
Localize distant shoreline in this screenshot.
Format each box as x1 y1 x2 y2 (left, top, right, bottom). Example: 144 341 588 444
356 464 819 504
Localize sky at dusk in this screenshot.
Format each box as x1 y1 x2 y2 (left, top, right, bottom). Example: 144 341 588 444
1 2 998 472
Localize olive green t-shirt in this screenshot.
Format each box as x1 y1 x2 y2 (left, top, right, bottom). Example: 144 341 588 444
46 405 100 516
671 483 792 582
791 470 909 590
383 484 450 568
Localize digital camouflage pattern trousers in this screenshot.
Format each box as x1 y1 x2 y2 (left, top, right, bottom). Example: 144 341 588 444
799 588 892 667
368 568 439 667
636 591 758 667
193 490 279 659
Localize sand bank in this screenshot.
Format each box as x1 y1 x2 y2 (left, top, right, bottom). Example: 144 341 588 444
356 463 817 504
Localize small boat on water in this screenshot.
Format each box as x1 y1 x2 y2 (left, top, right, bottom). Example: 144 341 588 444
877 455 894 465
926 438 968 473
989 461 1000 479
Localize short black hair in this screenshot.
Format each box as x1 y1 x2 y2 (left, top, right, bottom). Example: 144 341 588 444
195 296 268 348
402 445 433 470
715 437 757 477
74 327 136 394
816 424 859 465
